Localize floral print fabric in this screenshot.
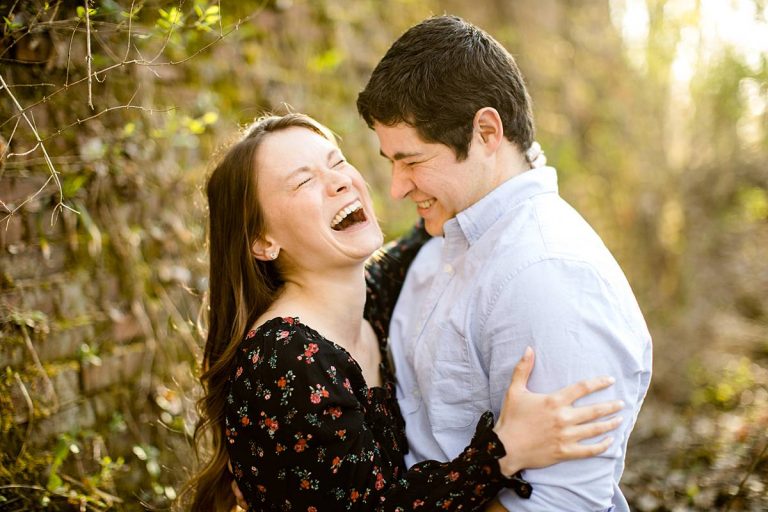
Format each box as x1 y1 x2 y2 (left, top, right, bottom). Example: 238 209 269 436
225 225 528 510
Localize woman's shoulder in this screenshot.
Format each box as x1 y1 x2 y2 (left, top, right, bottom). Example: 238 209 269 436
232 316 358 382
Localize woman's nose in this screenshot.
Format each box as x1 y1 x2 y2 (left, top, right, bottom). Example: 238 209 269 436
327 171 352 194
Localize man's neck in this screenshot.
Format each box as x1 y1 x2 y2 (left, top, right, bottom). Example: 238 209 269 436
492 142 532 185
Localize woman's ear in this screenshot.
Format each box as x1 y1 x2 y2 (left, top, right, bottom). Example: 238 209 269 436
473 107 504 152
251 237 280 262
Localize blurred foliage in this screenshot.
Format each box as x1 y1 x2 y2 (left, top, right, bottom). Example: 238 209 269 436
0 0 766 510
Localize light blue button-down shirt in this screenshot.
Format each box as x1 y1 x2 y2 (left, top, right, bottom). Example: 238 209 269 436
389 167 652 511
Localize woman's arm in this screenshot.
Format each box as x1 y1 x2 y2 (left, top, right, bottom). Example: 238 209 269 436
364 222 430 340
226 321 509 511
226 323 622 511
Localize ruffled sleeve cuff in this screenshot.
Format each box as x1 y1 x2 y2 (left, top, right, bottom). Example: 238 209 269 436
468 411 533 499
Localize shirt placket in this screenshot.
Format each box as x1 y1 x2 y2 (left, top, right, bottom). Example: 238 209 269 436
409 225 468 364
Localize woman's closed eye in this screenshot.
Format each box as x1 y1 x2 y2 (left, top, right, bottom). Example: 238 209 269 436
296 176 313 188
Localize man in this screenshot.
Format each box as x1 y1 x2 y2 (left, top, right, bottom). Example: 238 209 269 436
356 15 652 511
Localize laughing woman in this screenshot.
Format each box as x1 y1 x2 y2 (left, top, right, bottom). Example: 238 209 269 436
186 113 623 511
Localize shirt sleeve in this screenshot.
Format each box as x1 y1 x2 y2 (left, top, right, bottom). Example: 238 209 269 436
478 258 649 511
225 325 519 511
364 222 430 340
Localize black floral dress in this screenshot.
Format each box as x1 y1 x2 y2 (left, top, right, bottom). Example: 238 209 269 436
225 225 531 511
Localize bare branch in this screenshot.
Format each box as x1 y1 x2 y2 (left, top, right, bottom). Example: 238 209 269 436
13 372 34 460
1 117 20 180
124 0 136 62
21 323 59 412
1 174 55 230
85 0 94 110
7 142 41 157
65 20 80 86
2 82 57 89
1 11 260 130
724 439 768 511
0 72 76 225
41 101 176 143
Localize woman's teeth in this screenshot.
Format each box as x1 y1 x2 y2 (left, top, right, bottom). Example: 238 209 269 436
331 200 363 230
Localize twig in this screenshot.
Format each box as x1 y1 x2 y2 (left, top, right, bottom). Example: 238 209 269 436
123 0 136 62
60 474 124 505
0 72 78 225
84 0 94 110
0 173 56 230
2 82 57 88
0 116 19 181
145 0 185 65
723 437 768 511
41 103 176 143
20 323 59 412
155 282 202 360
0 11 259 130
7 142 41 157
13 372 34 460
0 484 48 492
65 19 80 87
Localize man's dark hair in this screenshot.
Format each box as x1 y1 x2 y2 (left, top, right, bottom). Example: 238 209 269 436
357 15 534 161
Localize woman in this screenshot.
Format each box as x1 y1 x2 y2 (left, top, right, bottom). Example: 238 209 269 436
188 114 623 511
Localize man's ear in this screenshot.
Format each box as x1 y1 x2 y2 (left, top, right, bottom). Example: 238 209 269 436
251 236 280 262
473 107 504 153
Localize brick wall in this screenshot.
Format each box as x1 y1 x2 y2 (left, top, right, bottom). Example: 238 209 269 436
0 135 207 509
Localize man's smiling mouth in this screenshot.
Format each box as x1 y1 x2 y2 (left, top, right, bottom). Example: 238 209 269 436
416 199 435 209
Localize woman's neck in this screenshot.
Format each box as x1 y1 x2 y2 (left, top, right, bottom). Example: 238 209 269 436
266 263 368 350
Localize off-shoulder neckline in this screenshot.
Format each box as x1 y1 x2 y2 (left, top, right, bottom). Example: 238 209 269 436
244 316 388 392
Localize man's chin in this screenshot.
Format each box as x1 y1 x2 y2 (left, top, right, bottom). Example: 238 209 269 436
423 219 446 237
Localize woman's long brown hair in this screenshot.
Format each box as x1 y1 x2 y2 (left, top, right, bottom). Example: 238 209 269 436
180 114 336 511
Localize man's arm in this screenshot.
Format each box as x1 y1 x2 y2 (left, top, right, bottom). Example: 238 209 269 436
479 258 648 510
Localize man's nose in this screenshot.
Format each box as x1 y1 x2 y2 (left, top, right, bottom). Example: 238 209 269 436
389 166 413 200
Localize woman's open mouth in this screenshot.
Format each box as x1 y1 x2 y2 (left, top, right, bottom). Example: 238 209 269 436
331 200 367 231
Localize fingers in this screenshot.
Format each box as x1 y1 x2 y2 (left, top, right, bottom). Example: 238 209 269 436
565 416 623 442
556 375 615 404
560 435 615 460
557 416 623 461
509 346 535 391
568 398 625 424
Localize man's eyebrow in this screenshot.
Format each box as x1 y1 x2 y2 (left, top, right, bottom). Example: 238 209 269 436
379 149 421 161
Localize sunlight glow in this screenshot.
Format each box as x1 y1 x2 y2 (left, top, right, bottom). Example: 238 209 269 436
610 0 768 78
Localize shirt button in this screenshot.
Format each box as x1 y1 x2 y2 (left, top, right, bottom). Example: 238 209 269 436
443 263 453 274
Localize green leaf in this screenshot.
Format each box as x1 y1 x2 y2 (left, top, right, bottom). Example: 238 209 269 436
46 472 63 492
308 49 344 73
62 174 88 198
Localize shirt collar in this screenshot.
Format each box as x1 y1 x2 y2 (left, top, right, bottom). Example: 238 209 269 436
443 167 559 245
